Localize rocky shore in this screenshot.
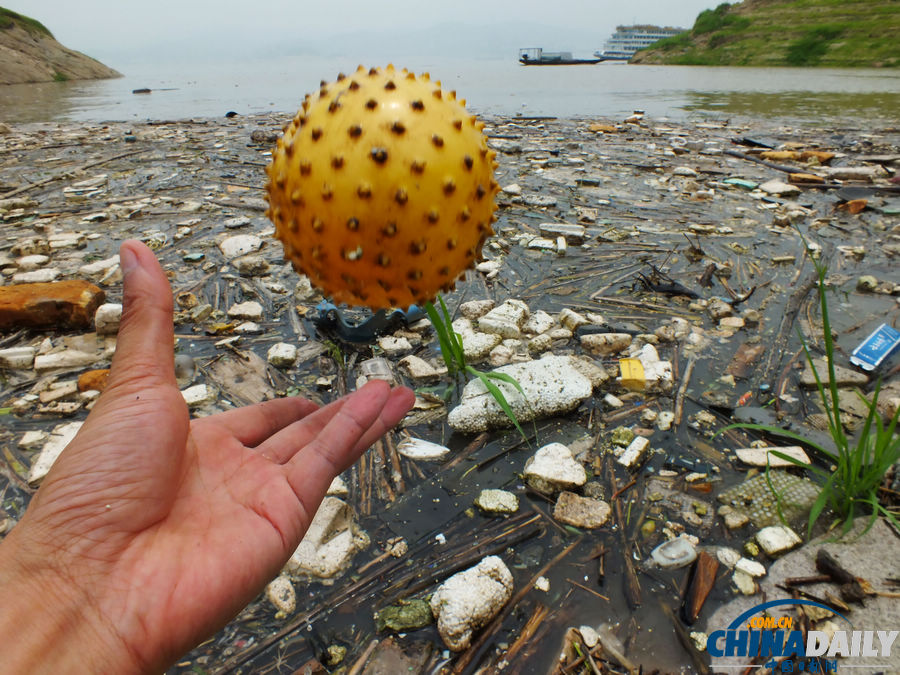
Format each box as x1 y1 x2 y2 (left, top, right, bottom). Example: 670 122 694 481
1 111 898 673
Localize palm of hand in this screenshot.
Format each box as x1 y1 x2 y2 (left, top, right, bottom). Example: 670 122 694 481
5 241 413 673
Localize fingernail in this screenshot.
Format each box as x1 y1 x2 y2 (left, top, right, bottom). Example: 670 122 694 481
120 245 139 276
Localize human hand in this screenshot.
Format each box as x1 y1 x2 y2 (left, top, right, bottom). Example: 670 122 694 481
0 240 414 674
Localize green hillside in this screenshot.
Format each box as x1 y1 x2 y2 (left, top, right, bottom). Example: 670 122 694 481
0 7 53 36
632 0 899 68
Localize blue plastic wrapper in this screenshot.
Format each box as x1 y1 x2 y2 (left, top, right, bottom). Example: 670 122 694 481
849 323 900 371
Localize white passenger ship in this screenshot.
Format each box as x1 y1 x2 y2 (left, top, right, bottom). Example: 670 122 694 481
595 25 686 61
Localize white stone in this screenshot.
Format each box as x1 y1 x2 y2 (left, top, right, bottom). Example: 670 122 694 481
759 180 800 196
267 342 298 368
580 332 632 356
34 350 98 373
568 356 610 389
476 300 529 339
656 411 675 431
616 436 650 468
398 355 447 382
553 492 611 528
474 489 519 514
716 547 742 569
706 297 733 321
719 316 745 330
48 232 85 249
94 303 122 335
397 437 451 461
673 166 699 177
12 268 60 283
501 183 522 195
547 327 573 340
287 497 369 579
430 556 514 651
232 254 269 276
459 299 495 319
559 308 589 331
526 237 556 250
448 355 592 432
27 421 83 487
0 346 36 369
19 430 48 449
756 525 802 556
735 446 810 468
735 558 767 578
265 575 296 615
523 442 587 494
475 259 502 278
227 300 264 321
451 318 502 362
326 476 349 496
603 393 625 408
376 336 412 356
15 254 49 271
488 344 515 367
522 310 555 335
234 321 261 333
527 333 553 354
579 625 600 649
534 576 550 592
39 381 79 403
181 384 216 407
219 234 263 259
732 570 758 595
79 255 120 280
633 343 673 393
539 222 586 244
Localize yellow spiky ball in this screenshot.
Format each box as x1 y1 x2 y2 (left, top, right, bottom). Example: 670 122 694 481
265 65 499 310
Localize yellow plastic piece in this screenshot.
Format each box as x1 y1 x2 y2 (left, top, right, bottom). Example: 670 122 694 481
265 65 499 309
618 358 645 390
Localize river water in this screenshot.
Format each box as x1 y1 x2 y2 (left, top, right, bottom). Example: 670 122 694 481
1 55 898 125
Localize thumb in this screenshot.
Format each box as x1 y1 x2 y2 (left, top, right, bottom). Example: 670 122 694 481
106 240 177 390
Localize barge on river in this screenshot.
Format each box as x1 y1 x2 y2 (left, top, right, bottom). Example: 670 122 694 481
518 48 602 65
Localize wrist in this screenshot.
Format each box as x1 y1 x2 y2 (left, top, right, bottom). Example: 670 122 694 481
0 530 142 675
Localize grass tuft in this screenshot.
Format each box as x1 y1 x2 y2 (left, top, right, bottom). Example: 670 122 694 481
721 234 900 539
424 297 530 441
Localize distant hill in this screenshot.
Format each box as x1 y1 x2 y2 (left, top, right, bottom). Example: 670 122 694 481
0 7 121 84
631 0 899 68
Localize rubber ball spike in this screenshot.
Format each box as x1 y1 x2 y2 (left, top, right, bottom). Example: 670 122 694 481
265 66 498 310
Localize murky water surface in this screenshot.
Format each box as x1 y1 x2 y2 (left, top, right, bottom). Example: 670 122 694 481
1 60 899 674
1 57 898 126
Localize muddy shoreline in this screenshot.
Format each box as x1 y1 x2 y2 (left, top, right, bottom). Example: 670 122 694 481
1 111 899 674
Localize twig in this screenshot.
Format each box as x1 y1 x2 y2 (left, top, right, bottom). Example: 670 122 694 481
346 638 379 675
565 578 610 602
673 356 696 427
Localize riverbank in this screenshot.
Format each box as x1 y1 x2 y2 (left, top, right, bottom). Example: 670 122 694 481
0 8 120 84
634 0 900 68
1 112 898 673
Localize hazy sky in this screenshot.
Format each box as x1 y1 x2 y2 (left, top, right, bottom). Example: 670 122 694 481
8 0 721 60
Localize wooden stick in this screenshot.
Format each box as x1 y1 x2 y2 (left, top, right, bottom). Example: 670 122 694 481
565 578 610 602
673 356 696 427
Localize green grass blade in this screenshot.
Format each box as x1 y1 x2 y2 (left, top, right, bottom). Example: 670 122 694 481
718 422 838 462
424 300 461 375
467 366 527 440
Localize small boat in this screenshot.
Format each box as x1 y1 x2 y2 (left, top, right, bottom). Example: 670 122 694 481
518 48 602 66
